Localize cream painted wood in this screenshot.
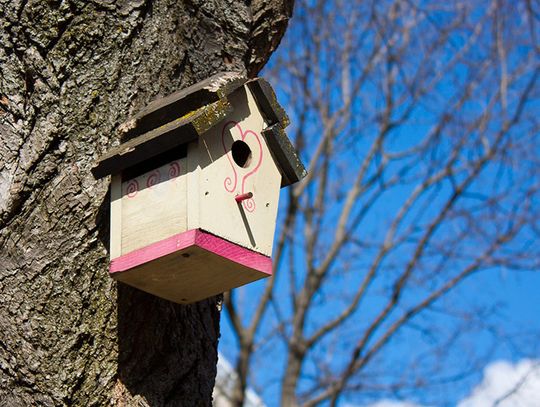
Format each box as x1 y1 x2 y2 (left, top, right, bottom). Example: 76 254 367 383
120 158 188 254
186 142 201 231
110 174 123 260
196 86 281 256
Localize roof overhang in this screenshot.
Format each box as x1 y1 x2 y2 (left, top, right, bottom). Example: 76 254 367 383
92 72 306 188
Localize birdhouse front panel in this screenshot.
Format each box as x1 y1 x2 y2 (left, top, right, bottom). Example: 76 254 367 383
110 157 188 258
193 86 282 257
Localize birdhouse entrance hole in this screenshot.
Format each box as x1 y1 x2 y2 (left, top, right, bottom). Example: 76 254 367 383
231 140 252 168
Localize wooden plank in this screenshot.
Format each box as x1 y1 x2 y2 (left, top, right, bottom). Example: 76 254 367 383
110 229 272 304
186 142 200 230
197 85 282 257
246 78 290 128
91 98 233 179
111 229 200 272
262 123 307 187
194 230 272 273
247 78 307 187
119 72 247 141
111 229 272 274
120 157 188 255
110 174 123 259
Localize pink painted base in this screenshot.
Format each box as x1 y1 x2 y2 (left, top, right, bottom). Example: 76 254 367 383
109 229 272 303
110 228 272 283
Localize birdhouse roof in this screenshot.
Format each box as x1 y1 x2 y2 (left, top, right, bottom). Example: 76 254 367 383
91 72 306 187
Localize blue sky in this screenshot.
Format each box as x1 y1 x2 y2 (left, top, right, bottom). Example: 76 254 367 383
218 265 540 406
217 1 540 405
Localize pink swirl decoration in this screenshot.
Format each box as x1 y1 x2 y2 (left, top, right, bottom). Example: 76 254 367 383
169 162 181 179
146 170 160 189
126 179 139 198
222 120 263 213
224 173 236 193
243 197 256 212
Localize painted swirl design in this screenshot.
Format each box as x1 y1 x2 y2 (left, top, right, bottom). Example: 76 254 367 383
126 179 139 198
146 170 160 189
222 120 263 213
224 174 236 192
243 197 256 212
169 162 181 179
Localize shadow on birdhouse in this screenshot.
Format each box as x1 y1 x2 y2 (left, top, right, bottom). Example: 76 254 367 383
92 72 306 304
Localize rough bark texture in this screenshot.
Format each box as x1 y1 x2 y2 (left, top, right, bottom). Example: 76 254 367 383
0 0 293 405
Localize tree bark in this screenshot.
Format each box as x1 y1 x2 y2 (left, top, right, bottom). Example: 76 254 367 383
0 0 293 405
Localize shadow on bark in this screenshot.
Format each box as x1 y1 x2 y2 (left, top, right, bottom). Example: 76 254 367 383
96 192 221 405
117 286 220 405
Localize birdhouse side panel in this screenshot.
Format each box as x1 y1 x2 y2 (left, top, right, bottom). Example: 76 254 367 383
110 174 123 260
119 158 188 255
196 86 282 256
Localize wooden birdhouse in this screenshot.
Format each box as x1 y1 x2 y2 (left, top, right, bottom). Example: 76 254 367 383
92 72 306 304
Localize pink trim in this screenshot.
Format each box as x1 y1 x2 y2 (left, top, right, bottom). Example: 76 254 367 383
110 229 197 273
110 229 272 275
194 231 272 275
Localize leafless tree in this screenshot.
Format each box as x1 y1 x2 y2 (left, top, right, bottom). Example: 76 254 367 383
0 0 293 405
223 0 540 405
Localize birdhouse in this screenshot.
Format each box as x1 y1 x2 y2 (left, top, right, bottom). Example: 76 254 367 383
92 72 306 304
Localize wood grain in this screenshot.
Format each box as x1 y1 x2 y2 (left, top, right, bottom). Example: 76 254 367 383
119 72 247 141
110 175 123 259
120 158 188 255
247 78 290 127
111 229 272 304
262 123 307 187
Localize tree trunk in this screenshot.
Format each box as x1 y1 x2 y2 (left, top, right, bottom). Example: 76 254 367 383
0 0 292 405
